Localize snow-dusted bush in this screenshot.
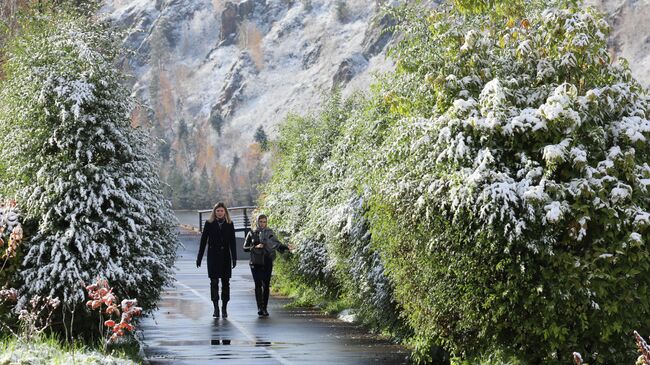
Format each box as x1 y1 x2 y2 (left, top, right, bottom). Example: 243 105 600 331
263 95 351 291
0 9 178 316
261 93 407 335
264 0 649 363
369 1 649 363
331 195 403 332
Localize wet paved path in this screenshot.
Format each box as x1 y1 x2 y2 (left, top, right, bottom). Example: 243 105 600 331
140 229 410 364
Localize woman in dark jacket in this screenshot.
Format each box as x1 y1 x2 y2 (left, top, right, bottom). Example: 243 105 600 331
243 214 285 317
196 202 237 318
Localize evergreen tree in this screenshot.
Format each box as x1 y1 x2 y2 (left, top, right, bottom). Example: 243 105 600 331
198 168 211 208
177 119 188 141
0 8 179 312
158 139 171 162
254 125 269 151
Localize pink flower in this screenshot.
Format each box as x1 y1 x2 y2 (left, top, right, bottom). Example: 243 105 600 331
105 305 120 316
85 284 98 292
0 287 18 302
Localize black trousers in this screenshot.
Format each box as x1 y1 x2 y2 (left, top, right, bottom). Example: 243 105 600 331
210 277 230 303
251 262 273 310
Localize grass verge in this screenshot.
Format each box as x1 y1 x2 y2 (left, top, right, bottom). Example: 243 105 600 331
271 272 353 315
0 335 142 365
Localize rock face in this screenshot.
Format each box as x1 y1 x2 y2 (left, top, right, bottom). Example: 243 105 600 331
587 0 650 87
220 2 239 46
210 51 258 133
218 0 266 46
100 0 395 205
99 0 648 206
332 53 369 88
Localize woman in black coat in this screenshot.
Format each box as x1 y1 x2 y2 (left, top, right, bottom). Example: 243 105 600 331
196 202 237 318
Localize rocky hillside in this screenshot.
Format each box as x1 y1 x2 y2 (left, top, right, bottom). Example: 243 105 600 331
100 0 395 207
99 0 649 208
587 0 649 87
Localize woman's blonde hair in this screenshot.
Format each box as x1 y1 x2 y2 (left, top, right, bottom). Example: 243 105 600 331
207 202 232 224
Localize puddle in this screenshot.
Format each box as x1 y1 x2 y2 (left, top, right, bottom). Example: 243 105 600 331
157 297 207 321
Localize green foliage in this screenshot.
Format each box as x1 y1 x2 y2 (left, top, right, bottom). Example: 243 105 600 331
158 140 171 162
262 89 415 344
165 170 201 209
254 125 269 151
262 1 650 364
453 0 525 17
271 254 343 312
377 2 649 363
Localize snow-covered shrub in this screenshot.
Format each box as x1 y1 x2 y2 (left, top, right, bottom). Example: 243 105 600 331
263 95 351 295
264 0 649 363
330 195 404 332
261 92 408 336
0 9 179 319
367 1 650 363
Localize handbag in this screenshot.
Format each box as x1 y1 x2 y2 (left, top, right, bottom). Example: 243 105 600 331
250 246 266 267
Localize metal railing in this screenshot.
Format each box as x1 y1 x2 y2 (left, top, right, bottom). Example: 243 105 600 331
198 206 257 237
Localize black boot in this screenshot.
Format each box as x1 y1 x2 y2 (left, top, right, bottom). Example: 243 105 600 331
255 285 263 316
262 285 270 316
222 303 228 318
212 302 220 318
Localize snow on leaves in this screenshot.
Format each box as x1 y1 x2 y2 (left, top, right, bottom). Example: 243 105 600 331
381 6 649 253
262 3 649 362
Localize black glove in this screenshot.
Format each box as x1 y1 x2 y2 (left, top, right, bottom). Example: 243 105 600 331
232 260 237 269
196 258 201 268
277 244 289 253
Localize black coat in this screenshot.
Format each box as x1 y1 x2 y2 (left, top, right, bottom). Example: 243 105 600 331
197 219 237 279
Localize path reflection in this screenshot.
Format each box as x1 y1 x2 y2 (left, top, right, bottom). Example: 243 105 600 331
211 339 232 345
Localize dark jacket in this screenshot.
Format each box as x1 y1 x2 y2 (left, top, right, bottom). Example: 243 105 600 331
197 219 237 279
243 228 283 265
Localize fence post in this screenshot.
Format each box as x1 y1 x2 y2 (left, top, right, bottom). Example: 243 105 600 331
199 211 203 232
243 208 251 237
